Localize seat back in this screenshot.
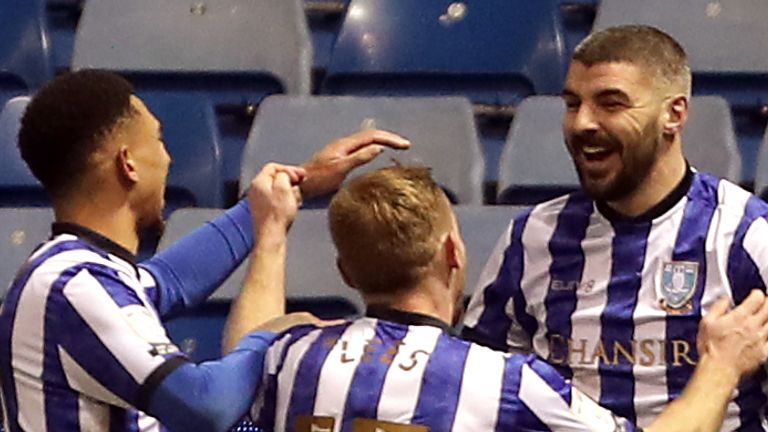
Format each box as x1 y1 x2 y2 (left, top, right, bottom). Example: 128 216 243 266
323 0 569 104
497 95 742 204
0 97 48 206
158 208 362 309
241 95 484 205
0 207 54 298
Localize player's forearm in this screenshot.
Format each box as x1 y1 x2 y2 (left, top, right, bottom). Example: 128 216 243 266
142 199 254 317
222 223 287 354
645 355 739 432
146 331 276 432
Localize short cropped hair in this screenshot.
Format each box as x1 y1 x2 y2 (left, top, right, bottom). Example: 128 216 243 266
573 25 691 95
19 70 136 199
329 166 450 295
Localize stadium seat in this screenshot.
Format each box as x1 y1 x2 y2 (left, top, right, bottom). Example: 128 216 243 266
453 205 525 290
305 0 350 73
46 0 84 71
592 0 768 183
159 204 523 360
0 0 53 107
0 97 48 207
0 207 54 298
755 128 768 200
72 0 313 191
0 94 223 210
159 208 360 361
240 95 484 205
322 0 569 105
497 95 741 204
140 93 224 210
321 0 576 185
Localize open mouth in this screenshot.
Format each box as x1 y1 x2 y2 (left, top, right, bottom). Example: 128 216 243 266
581 146 615 162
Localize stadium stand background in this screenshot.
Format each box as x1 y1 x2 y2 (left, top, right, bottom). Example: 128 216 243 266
1 0 767 390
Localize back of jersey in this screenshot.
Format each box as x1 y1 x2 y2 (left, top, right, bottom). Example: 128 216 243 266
251 317 633 432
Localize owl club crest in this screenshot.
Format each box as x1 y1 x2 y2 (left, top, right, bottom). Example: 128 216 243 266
660 261 699 313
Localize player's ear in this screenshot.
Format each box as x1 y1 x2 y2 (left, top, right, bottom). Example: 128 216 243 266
444 232 461 270
663 94 688 137
336 257 357 289
116 145 139 185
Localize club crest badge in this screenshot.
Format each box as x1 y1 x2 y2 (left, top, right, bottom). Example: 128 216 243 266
660 261 699 313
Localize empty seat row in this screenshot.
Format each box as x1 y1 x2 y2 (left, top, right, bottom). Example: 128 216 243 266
3 0 768 181
2 93 761 209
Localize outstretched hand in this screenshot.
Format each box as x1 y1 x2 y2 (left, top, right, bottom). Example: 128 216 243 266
300 129 411 198
697 289 768 379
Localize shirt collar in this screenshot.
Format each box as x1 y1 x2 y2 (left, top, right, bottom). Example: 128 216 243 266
365 305 456 335
51 222 138 268
596 164 694 224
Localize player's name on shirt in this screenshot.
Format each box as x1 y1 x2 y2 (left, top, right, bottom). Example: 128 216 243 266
547 335 696 367
323 334 430 371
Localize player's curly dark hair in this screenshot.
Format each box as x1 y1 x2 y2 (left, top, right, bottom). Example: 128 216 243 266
18 69 136 199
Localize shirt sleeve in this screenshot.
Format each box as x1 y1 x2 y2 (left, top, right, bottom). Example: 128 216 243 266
144 331 277 432
139 199 254 318
461 215 536 354
500 355 638 432
742 215 768 288
53 263 187 408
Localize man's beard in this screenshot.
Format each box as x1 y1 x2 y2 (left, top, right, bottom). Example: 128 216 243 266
136 211 166 245
569 126 662 203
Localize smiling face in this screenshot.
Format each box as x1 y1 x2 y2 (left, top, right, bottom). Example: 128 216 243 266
562 61 670 202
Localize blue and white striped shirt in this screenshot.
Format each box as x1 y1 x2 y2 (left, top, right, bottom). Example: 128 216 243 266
463 170 768 430
0 224 183 431
251 308 637 432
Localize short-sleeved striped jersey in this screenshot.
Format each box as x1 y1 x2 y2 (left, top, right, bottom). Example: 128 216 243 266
0 224 184 431
463 170 768 430
251 308 638 432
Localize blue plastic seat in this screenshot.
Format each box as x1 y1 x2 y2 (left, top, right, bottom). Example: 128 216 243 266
0 97 48 207
0 207 54 299
323 0 570 105
0 94 222 210
72 0 313 188
592 0 768 183
0 0 53 107
160 204 525 360
240 95 484 205
453 205 526 290
497 95 741 204
159 208 360 361
140 93 224 210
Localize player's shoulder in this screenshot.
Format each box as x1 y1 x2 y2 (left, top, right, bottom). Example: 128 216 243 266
694 172 768 219
526 191 592 220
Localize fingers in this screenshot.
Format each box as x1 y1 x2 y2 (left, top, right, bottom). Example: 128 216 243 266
706 296 731 320
756 295 768 326
253 163 306 188
736 289 765 316
344 144 385 169
316 319 346 327
337 129 411 153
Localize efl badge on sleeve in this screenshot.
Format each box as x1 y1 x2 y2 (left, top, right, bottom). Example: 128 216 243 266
660 261 699 313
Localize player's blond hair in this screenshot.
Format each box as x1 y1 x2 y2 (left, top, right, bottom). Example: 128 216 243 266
329 166 451 295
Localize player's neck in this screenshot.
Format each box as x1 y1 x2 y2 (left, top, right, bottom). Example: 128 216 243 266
54 200 140 255
606 151 687 218
366 277 454 326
